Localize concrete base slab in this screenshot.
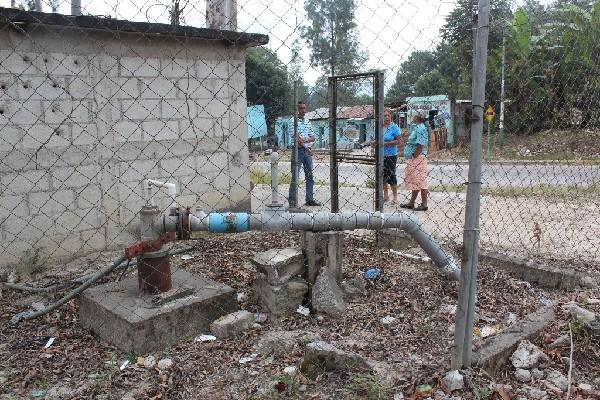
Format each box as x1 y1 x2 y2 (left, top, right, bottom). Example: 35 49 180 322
79 270 237 353
376 228 416 251
473 305 555 376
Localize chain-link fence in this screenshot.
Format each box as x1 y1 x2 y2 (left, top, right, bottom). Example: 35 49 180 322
1 0 599 398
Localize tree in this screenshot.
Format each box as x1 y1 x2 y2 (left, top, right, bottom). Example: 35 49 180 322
385 51 437 103
301 0 367 76
245 47 291 134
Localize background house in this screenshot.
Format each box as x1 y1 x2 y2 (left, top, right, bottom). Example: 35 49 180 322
247 104 268 150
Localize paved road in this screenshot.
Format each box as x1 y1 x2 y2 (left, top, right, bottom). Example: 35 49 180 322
254 161 599 188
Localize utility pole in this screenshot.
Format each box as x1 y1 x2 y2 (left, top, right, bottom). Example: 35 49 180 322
499 32 506 147
452 0 490 369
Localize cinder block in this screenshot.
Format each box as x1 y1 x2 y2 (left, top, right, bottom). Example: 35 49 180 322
0 75 19 100
43 100 90 124
81 228 107 252
0 126 21 152
114 120 143 142
0 194 29 219
162 99 195 120
1 170 51 195
179 118 214 140
0 51 40 74
161 58 196 78
194 98 229 118
1 101 43 125
29 189 75 215
120 57 160 77
79 270 237 353
52 164 98 189
139 77 177 99
161 156 196 177
253 273 308 316
76 185 103 209
197 61 230 80
176 78 228 100
251 248 304 285
37 233 84 258
210 310 254 339
66 76 94 99
118 159 159 182
120 99 160 121
22 124 71 149
199 151 228 173
17 76 67 101
142 120 179 141
71 124 97 146
40 53 88 76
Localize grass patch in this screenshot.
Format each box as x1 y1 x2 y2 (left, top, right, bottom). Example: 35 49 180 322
250 169 292 185
348 374 389 400
472 386 491 400
19 247 47 275
429 182 600 199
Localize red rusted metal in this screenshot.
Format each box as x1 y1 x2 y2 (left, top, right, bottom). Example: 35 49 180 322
124 232 176 260
137 249 172 294
178 207 191 240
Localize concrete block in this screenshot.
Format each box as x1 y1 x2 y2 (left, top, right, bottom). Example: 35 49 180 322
473 306 555 376
71 124 97 146
120 99 160 121
161 156 196 177
36 232 84 259
79 269 237 353
0 194 29 219
377 228 416 250
112 77 140 99
118 159 159 182
312 269 346 316
161 58 196 78
0 75 19 100
29 190 75 215
480 249 595 289
0 126 21 152
41 53 88 76
180 118 222 140
1 100 42 125
252 273 307 316
176 78 228 100
140 77 177 99
142 120 179 141
114 120 143 142
301 231 343 286
251 248 304 285
162 99 195 120
66 76 94 99
197 61 229 80
209 310 254 338
120 57 160 77
1 170 51 195
22 124 71 148
43 100 90 124
76 185 102 209
200 151 228 173
52 164 98 189
0 51 40 74
17 76 67 100
194 98 229 118
81 228 107 252
53 208 102 234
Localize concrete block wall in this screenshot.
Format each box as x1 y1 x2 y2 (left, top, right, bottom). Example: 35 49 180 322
0 27 252 266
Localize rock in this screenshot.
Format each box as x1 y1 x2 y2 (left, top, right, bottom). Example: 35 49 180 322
510 340 549 369
393 393 405 400
514 368 531 383
144 355 157 368
561 303 596 322
578 383 593 393
253 273 308 315
312 270 345 316
545 369 568 392
594 377 600 389
210 310 255 339
442 370 464 392
367 360 407 387
549 334 569 349
298 384 307 392
525 387 548 400
283 366 297 376
47 385 73 399
440 304 457 315
434 389 447 399
31 390 47 399
157 358 174 370
341 275 366 299
381 316 397 326
251 248 304 285
505 312 517 326
300 341 369 378
531 368 544 379
255 330 320 357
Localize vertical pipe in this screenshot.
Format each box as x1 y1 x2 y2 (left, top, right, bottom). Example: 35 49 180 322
34 0 42 11
71 0 81 15
270 152 281 206
289 81 299 208
206 0 236 30
453 0 490 369
499 33 506 147
329 77 339 212
374 71 384 212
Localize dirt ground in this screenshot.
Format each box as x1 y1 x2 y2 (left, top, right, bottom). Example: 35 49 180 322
1 232 599 399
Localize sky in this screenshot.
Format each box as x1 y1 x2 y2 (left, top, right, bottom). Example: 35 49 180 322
1 0 551 89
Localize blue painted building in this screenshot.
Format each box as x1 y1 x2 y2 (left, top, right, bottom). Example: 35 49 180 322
247 104 268 139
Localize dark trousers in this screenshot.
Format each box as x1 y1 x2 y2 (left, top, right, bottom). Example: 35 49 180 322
289 147 315 203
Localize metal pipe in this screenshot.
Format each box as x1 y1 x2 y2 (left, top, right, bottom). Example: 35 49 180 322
289 80 299 208
453 0 490 369
374 70 385 212
269 151 282 206
185 209 460 280
71 0 81 15
328 77 339 212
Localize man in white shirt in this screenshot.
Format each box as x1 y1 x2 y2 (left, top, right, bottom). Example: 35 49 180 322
289 101 321 206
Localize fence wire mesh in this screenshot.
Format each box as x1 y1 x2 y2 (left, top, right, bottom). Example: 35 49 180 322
1 0 599 398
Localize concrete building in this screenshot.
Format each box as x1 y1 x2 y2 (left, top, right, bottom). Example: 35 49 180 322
0 8 268 265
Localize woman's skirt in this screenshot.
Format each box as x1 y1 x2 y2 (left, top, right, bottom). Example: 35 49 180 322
383 155 398 185
404 154 428 190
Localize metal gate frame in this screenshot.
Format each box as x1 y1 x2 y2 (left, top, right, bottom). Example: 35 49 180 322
328 71 385 213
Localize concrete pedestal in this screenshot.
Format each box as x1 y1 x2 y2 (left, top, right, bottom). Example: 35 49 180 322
376 228 416 250
79 270 236 353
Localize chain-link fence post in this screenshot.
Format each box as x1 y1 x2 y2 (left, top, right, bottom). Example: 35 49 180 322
289 80 299 208
453 0 490 370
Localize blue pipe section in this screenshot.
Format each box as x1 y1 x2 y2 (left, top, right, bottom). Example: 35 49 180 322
208 213 249 233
